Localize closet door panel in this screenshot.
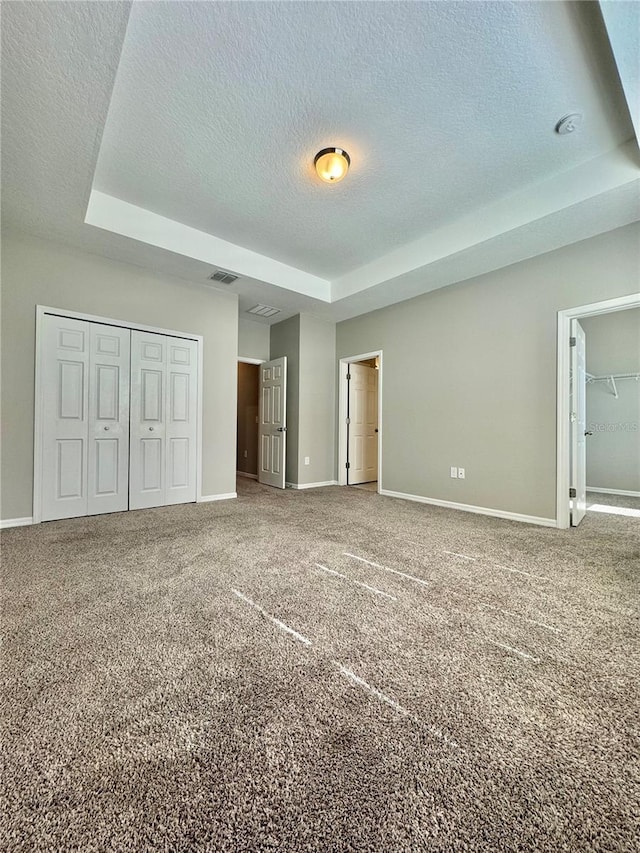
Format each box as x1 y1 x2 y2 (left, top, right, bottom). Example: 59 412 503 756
130 331 167 509
56 439 85 499
165 339 198 505
87 324 131 516
94 439 119 494
41 315 90 521
141 437 163 490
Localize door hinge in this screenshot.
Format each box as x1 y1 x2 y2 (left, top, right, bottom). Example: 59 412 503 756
346 373 351 380
569 336 576 347
345 417 351 425
345 462 351 469
569 487 577 498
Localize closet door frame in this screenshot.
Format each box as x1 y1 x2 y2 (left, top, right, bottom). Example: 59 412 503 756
33 305 203 524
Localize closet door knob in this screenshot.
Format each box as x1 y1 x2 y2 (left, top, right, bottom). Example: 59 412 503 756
148 426 155 431
103 426 110 431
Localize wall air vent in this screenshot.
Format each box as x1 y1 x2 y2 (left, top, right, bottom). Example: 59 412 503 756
246 304 281 318
209 270 238 285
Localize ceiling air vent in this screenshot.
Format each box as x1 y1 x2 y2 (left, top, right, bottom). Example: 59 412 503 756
209 270 238 285
247 304 281 318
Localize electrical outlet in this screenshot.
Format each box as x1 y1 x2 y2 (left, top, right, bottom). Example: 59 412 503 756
243 450 247 458
450 466 458 478
458 467 465 479
304 456 310 466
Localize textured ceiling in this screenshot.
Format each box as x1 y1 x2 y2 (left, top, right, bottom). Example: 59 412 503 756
1 1 132 243
1 1 639 325
330 178 640 322
94 0 632 279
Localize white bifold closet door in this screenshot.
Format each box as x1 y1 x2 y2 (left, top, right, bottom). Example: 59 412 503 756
41 315 130 521
129 331 198 509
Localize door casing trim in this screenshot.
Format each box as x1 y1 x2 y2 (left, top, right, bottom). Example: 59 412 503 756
556 293 640 529
337 350 383 491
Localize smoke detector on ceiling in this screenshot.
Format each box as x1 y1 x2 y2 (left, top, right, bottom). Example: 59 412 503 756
209 269 239 285
555 113 582 135
246 304 281 318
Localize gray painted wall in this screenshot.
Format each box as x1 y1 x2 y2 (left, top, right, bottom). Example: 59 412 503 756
270 313 336 487
1 230 239 520
336 222 640 521
238 318 270 361
581 308 640 493
270 315 300 485
297 314 336 485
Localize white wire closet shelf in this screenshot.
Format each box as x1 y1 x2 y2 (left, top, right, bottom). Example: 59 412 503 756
586 372 640 398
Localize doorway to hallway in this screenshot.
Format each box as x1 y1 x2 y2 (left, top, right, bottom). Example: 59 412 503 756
338 351 382 492
236 356 288 490
236 360 260 482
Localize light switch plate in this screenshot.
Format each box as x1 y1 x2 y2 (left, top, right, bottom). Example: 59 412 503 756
458 468 465 479
450 467 458 478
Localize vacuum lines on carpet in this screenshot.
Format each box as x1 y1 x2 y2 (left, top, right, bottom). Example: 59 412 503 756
231 541 555 751
343 550 549 664
231 574 460 750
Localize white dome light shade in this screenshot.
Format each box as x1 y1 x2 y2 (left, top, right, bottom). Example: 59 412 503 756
314 147 351 183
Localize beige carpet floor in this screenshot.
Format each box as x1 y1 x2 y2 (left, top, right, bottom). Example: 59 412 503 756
1 482 639 852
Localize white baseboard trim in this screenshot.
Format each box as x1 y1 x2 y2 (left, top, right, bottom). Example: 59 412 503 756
0 516 34 529
198 492 237 503
379 489 557 528
285 480 338 490
587 487 640 498
236 471 258 480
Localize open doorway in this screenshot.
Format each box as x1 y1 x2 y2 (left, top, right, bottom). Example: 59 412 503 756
237 356 288 490
581 309 640 520
236 359 261 481
557 295 640 528
338 351 382 492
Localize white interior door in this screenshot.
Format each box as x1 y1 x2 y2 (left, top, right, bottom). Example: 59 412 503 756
129 331 198 510
570 319 587 526
41 315 90 521
165 338 198 506
87 324 131 515
130 331 166 509
258 357 287 488
348 363 378 485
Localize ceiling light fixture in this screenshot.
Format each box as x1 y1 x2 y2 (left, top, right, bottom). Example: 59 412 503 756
314 147 350 183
